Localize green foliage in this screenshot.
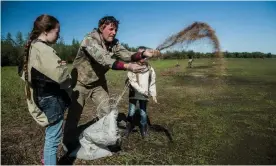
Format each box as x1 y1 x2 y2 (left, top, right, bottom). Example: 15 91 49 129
1 33 19 66
1 32 82 66
1 31 276 66
120 43 138 52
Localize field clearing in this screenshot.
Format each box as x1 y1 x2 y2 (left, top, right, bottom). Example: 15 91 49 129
1 58 276 164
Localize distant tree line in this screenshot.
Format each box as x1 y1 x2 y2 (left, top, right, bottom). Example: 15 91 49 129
1 32 81 66
159 50 274 60
1 32 275 66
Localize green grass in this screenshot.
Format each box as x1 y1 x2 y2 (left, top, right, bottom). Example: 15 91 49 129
1 58 276 164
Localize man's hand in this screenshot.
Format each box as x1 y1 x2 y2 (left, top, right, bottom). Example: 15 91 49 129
143 49 161 58
152 96 158 103
125 63 146 73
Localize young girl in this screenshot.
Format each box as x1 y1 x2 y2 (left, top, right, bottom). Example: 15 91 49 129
19 14 72 165
125 47 158 139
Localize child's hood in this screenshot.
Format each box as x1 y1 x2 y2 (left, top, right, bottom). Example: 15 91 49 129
139 64 151 73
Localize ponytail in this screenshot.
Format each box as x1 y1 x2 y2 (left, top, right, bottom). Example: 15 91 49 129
23 30 39 100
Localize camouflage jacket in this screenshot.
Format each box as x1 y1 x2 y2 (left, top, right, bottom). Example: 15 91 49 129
73 29 136 88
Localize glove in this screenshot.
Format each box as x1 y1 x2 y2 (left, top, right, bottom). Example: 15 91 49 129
143 49 161 58
152 96 158 103
126 63 146 73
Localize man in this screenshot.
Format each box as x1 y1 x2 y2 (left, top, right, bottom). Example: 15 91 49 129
63 16 160 151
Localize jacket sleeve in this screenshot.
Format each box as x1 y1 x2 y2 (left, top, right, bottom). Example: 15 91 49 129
114 42 145 62
149 67 157 97
127 71 146 94
80 36 116 68
30 44 71 90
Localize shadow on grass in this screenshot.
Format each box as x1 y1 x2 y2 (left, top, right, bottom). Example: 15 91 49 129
117 112 173 143
215 131 276 164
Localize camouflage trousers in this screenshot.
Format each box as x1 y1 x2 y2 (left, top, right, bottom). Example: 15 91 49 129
62 81 110 150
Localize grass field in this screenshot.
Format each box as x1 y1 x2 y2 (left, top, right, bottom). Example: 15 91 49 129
1 58 276 165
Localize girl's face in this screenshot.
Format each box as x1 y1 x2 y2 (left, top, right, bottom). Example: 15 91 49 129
46 23 60 44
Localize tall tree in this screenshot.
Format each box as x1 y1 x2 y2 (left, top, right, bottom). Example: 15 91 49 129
16 31 24 46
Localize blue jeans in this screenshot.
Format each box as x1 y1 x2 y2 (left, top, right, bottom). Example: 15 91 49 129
37 95 67 165
128 99 148 126
44 119 63 165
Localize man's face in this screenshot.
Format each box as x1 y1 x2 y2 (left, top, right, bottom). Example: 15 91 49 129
101 23 117 43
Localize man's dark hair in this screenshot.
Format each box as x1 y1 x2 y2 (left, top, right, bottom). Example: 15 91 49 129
138 46 147 50
98 16 119 30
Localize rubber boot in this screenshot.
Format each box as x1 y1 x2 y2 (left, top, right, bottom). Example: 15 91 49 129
140 124 148 139
125 116 134 138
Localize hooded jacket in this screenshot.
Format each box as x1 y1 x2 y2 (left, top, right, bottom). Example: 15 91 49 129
127 64 156 100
